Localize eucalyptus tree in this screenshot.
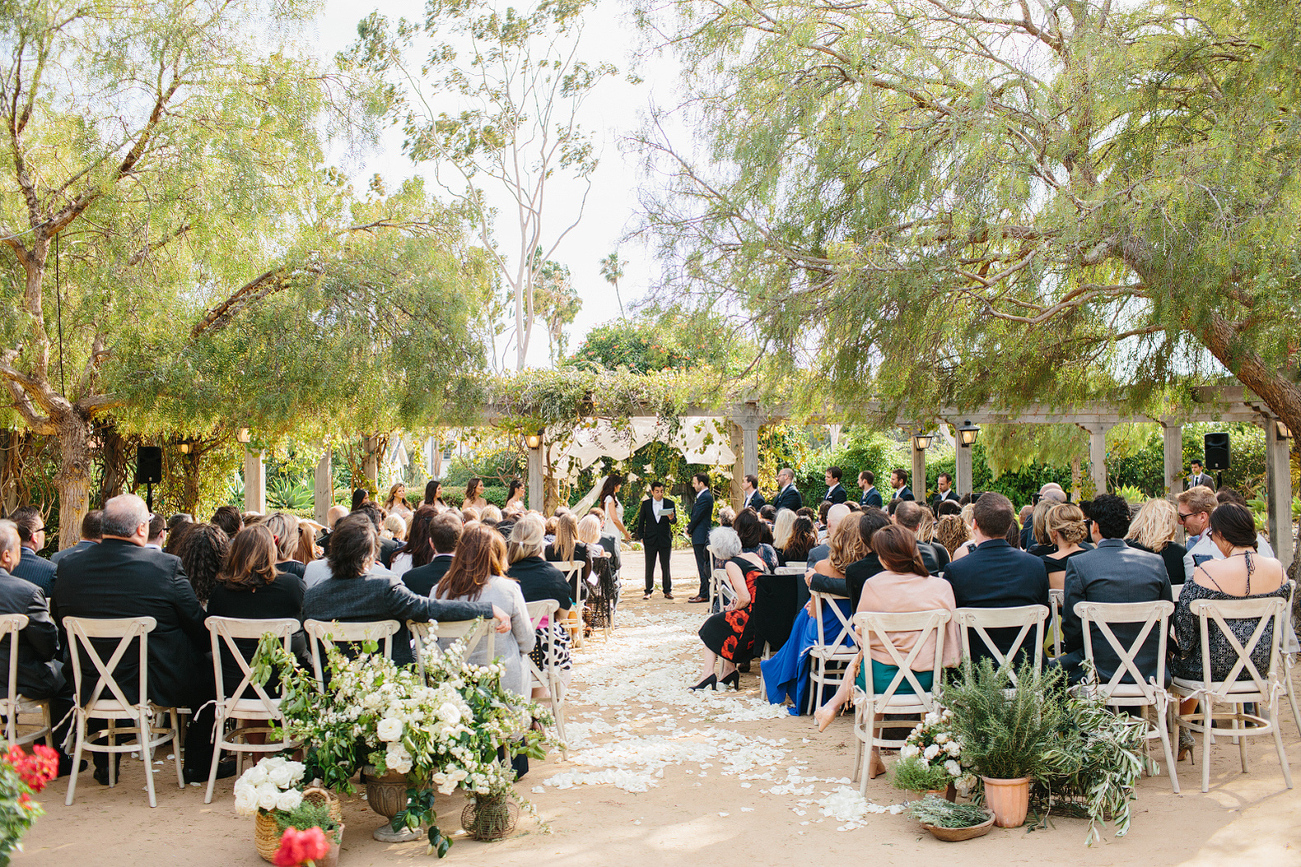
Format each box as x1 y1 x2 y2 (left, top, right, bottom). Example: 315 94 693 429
340 0 617 370
637 0 1301 432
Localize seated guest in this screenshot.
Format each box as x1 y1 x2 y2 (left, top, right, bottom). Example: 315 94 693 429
10 506 55 595
211 505 243 539
806 504 850 569
177 523 229 606
391 505 437 577
841 508 892 608
943 492 1049 664
145 514 167 550
813 526 961 779
779 516 818 567
735 508 779 572
1026 492 1065 555
353 502 399 568
382 514 407 544
53 494 221 784
505 515 573 691
1057 494 1171 685
936 499 962 517
1171 503 1287 682
434 523 534 698
1184 488 1275 563
294 524 319 564
205 525 306 695
403 511 462 596
303 515 508 666
816 501 833 537
934 514 969 559
51 510 102 565
771 510 797 559
0 520 76 774
893 501 949 575
1041 503 1090 590
545 512 592 590
758 504 777 525
577 514 607 558
262 513 305 580
1017 505 1034 545
1005 517 1023 548
316 504 349 555
718 506 735 528
690 527 766 690
1125 498 1193 587
164 519 193 557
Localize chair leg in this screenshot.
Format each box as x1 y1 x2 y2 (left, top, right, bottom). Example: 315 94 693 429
42 702 53 749
172 709 184 789
1201 697 1213 793
65 717 85 807
1236 708 1248 774
1271 699 1293 789
141 712 157 808
1287 677 1301 739
204 711 225 804
1156 703 1179 794
107 719 117 787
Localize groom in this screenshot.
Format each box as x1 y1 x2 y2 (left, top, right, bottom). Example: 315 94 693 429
633 481 676 600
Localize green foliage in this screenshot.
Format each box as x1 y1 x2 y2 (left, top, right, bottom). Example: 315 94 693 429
891 756 952 794
274 799 340 836
267 478 314 512
942 659 1066 781
569 307 747 375
907 796 990 829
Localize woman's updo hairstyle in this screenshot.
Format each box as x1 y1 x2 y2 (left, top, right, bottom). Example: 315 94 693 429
1045 503 1089 546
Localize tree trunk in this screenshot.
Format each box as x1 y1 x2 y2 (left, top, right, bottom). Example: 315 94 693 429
54 410 94 551
93 422 131 508
181 451 202 516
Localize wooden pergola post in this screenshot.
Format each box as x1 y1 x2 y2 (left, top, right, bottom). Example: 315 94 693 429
313 445 332 523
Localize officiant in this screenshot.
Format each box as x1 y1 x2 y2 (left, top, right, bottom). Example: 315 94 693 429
633 480 677 600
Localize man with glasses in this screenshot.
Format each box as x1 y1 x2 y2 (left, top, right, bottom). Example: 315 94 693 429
1175 486 1217 566
10 506 55 595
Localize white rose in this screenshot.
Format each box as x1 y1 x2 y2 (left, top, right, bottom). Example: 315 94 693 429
934 733 949 744
267 763 296 789
923 743 941 761
438 702 462 725
377 717 404 742
923 711 939 726
275 789 303 812
945 741 962 757
233 784 260 816
899 744 920 760
256 781 281 811
945 759 961 777
284 761 306 785
241 765 268 787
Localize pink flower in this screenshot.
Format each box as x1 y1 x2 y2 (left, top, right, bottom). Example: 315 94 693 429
273 826 331 867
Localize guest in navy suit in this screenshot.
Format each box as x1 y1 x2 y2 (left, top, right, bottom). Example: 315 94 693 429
686 473 715 602
772 467 803 513
858 470 883 508
740 474 766 512
889 468 915 502
10 507 55 596
823 467 847 505
943 492 1049 664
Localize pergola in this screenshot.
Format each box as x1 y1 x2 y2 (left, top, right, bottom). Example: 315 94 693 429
239 385 1294 567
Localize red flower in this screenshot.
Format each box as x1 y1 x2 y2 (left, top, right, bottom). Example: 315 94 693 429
273 826 331 867
6 744 58 792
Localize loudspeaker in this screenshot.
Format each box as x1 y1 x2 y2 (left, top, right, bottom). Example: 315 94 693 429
1203 432 1230 471
136 447 163 485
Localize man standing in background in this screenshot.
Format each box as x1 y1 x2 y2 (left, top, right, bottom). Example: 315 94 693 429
686 473 715 603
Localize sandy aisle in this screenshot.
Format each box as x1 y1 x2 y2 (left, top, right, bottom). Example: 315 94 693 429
18 550 1301 866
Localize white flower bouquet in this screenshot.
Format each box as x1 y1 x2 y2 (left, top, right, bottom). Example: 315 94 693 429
893 708 977 797
233 756 308 817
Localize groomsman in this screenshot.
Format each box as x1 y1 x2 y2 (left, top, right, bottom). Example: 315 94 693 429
772 467 803 513
740 474 766 511
931 472 959 511
858 471 883 508
889 468 915 501
686 473 715 603
823 467 847 504
1187 460 1215 491
633 481 677 600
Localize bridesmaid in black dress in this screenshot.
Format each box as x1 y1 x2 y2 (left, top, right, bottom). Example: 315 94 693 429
691 527 769 690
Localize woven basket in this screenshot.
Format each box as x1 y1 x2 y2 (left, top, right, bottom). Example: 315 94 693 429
254 787 344 863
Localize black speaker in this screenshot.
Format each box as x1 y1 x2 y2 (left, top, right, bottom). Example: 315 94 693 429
136 447 163 485
1203 432 1230 471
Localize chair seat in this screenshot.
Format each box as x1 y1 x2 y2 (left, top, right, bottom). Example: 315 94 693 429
83 699 161 718
808 647 857 661
1172 676 1269 700
225 698 283 718
4 695 49 714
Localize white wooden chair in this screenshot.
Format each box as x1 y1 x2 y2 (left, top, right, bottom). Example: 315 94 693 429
806 592 856 715
63 616 183 808
524 600 568 759
1172 595 1293 793
710 567 738 613
408 619 496 680
955 605 1048 687
1074 600 1179 793
775 562 808 577
1048 588 1064 657
1278 581 1301 736
553 560 586 648
204 616 300 804
850 609 951 796
0 614 52 747
303 619 399 687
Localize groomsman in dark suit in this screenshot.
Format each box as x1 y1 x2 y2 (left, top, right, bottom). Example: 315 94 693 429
823 466 847 504
686 474 715 603
889 468 915 501
1187 460 1215 491
633 481 677 599
740 474 766 512
931 472 960 511
772 467 803 513
858 470 883 508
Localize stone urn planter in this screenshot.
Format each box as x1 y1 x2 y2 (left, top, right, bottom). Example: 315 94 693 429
362 766 425 842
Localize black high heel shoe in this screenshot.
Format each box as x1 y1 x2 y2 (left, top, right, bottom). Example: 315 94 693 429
689 674 718 691
721 671 740 690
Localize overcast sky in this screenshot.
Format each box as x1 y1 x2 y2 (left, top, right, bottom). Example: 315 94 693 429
313 0 678 367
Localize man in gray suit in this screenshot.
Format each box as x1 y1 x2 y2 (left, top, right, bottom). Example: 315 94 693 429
1058 493 1171 685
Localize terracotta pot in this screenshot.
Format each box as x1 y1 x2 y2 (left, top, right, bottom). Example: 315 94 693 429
981 776 1030 828
316 825 343 867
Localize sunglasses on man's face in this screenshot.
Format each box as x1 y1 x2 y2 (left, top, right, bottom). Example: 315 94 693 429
1177 512 1195 522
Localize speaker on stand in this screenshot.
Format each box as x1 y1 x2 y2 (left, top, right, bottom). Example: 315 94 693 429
136 447 163 513
1203 432 1230 490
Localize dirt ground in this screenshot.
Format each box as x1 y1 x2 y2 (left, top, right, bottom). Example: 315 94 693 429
18 550 1301 867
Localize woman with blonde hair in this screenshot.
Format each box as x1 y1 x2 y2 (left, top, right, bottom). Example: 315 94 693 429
545 511 593 587
434 522 534 698
949 504 979 561
1041 503 1090 590
934 514 970 558
382 514 407 542
771 509 797 553
505 515 573 691
263 512 305 579
1126 497 1194 585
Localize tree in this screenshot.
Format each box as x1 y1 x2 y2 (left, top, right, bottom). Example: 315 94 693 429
599 251 626 319
530 248 581 365
570 308 744 374
341 0 617 370
636 0 1301 435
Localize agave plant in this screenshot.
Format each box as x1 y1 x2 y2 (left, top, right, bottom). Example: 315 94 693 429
268 477 314 511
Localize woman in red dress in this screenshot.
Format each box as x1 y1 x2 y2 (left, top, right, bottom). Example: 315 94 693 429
691 527 769 690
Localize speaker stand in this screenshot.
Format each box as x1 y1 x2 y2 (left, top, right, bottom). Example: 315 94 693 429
145 483 153 514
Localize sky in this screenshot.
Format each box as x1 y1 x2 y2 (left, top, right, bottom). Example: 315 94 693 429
313 0 678 368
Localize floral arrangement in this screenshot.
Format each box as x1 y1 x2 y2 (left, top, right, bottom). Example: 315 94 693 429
233 756 308 816
895 709 976 797
0 743 58 865
252 626 550 857
273 826 330 867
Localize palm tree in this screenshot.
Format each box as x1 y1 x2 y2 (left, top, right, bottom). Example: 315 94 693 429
599 252 626 319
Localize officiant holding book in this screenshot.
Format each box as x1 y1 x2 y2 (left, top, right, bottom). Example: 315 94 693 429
634 480 677 600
